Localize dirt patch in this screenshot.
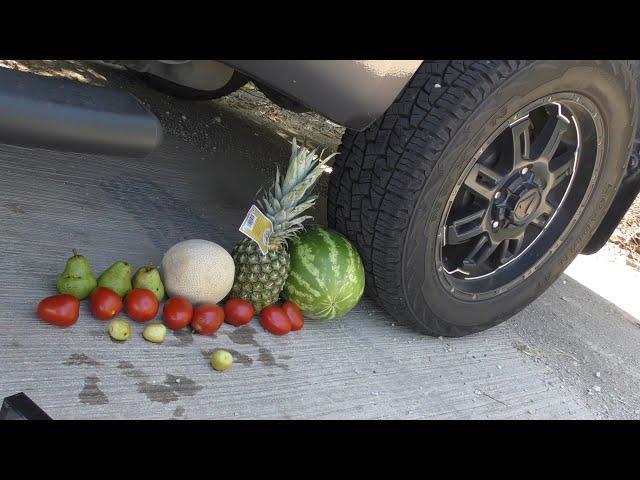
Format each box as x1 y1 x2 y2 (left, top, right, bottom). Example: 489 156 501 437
1 203 25 214
220 83 344 151
0 60 343 153
0 60 109 86
609 195 640 271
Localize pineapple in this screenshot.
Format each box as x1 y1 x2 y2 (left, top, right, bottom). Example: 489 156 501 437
230 138 336 313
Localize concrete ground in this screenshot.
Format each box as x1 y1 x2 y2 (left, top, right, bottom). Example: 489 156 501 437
1 61 639 419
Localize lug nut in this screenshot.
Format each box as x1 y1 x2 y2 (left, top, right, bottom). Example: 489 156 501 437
521 167 529 175
492 221 500 229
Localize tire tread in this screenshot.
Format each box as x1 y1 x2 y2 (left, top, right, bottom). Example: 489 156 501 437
328 60 637 336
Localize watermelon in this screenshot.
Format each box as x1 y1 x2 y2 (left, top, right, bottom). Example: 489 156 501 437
283 226 365 320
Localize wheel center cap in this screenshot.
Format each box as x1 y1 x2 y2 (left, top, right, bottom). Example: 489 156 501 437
494 173 543 227
512 189 541 222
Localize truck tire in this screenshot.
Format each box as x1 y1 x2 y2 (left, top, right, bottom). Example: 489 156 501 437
581 60 640 254
327 60 637 336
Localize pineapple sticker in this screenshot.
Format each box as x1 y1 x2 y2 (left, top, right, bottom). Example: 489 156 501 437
231 138 336 313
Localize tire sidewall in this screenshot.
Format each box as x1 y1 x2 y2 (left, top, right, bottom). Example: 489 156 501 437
403 61 636 330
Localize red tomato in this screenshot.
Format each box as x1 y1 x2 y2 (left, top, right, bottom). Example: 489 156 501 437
224 298 254 326
260 306 291 336
37 294 80 327
191 304 224 335
90 287 123 320
162 296 193 330
124 288 159 322
282 301 304 331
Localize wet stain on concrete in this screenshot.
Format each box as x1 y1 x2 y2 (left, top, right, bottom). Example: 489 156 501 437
166 374 203 396
167 328 194 346
173 406 185 418
202 348 253 367
64 353 103 367
258 348 277 366
1 202 25 214
117 361 146 379
229 349 254 367
9 341 23 348
278 355 293 360
79 375 109 405
117 360 134 370
136 374 203 404
137 382 180 404
201 349 214 360
227 326 259 347
125 369 148 380
258 347 289 370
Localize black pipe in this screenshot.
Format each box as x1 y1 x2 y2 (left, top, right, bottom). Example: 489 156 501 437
0 67 162 158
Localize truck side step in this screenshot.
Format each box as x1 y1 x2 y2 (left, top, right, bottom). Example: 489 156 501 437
0 67 162 157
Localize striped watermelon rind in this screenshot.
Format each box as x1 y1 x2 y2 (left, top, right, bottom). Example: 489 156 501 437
283 225 365 320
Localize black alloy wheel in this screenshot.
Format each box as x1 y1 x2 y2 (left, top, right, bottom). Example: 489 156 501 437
437 95 602 300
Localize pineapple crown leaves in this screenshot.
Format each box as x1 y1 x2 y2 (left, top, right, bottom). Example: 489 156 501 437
276 138 337 205
259 138 337 246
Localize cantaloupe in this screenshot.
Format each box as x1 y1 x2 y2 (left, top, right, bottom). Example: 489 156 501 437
161 239 235 304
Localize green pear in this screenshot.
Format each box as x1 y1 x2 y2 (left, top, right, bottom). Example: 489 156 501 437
56 250 97 300
97 261 132 298
133 266 165 302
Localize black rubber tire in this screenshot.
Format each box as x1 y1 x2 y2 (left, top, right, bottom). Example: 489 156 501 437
327 60 638 337
581 60 640 254
137 70 248 100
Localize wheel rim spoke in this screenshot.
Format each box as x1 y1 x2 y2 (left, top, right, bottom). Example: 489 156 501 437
548 150 575 188
530 200 555 229
446 208 488 244
510 118 532 168
472 239 498 267
463 163 502 200
461 235 497 270
531 108 570 163
497 233 525 265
